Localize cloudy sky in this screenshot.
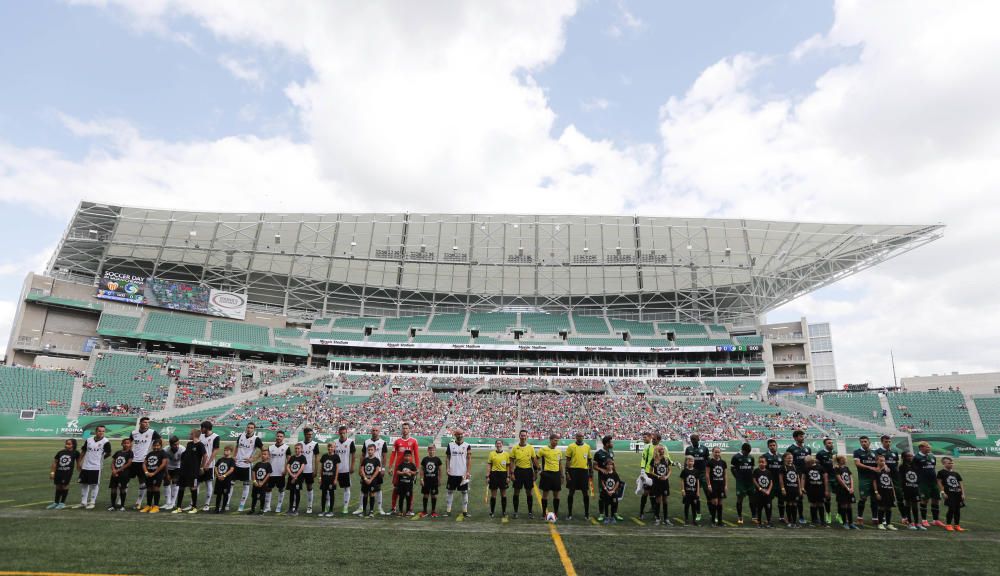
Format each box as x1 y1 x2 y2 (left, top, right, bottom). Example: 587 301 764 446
1 0 998 386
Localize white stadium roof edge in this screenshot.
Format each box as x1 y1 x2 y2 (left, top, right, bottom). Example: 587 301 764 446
46 201 943 325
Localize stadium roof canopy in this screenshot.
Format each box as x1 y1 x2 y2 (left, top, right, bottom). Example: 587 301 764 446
47 202 943 325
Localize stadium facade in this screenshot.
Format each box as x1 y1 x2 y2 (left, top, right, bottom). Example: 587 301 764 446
5 201 942 393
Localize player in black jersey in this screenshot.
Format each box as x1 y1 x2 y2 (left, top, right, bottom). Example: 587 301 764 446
763 439 784 522
48 439 79 510
833 455 858 529
141 438 168 513
600 461 622 525
752 456 773 528
396 450 418 516
730 443 755 525
802 456 827 527
249 451 272 515
360 444 383 518
778 452 800 529
173 429 205 514
873 454 897 530
213 446 236 513
680 456 701 526
898 451 924 530
852 436 879 526
648 445 672 526
420 444 443 517
814 437 836 524
937 457 966 531
705 447 727 527
286 443 308 516
107 438 133 511
319 443 340 517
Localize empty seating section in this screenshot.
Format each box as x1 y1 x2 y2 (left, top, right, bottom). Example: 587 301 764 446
660 323 707 336
312 318 332 328
414 334 470 344
273 328 305 340
473 337 502 344
888 391 974 433
428 313 465 332
567 337 625 346
309 331 364 341
81 353 171 415
822 393 885 425
98 313 140 333
521 313 570 334
629 338 672 347
332 317 380 330
0 366 75 414
571 313 609 335
648 379 703 395
368 333 410 343
788 393 817 406
974 397 1000 433
609 319 655 335
211 320 269 346
734 335 764 345
677 337 734 347
468 312 516 333
145 312 207 339
383 316 429 331
704 380 759 395
707 324 730 337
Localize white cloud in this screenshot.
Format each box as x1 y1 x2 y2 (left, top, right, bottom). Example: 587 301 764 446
647 0 1000 385
217 54 263 86
581 97 612 112
606 0 643 38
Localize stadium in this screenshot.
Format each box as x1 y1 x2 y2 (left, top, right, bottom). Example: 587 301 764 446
1 202 998 575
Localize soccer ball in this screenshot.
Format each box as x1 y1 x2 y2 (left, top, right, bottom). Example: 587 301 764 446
546 512 557 523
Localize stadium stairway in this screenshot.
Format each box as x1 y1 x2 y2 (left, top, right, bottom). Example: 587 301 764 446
165 378 178 410
776 395 898 438
67 377 85 419
878 395 898 430
963 392 988 438
152 369 326 420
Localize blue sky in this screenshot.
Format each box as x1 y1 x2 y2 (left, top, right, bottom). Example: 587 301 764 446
2 1 998 386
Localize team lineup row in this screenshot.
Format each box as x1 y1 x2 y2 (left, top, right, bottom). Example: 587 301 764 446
47 418 969 530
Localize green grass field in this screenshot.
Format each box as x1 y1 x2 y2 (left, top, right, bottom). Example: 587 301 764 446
1 439 999 576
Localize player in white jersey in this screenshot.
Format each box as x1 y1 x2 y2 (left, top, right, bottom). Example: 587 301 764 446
231 422 263 512
129 417 161 509
445 430 472 517
299 427 321 514
264 431 290 513
355 426 389 515
78 425 111 509
163 435 185 510
333 426 356 514
199 421 221 511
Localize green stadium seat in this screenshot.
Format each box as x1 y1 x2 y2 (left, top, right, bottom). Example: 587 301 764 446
0 366 75 414
609 319 655 335
521 313 570 334
98 313 140 334
660 322 708 336
887 391 974 433
332 317 380 330
823 393 885 425
974 397 1000 433
413 334 470 344
567 337 625 346
383 316 429 331
467 312 517 333
368 333 410 343
144 312 207 339
211 320 269 346
81 353 171 415
704 380 760 395
428 313 465 332
273 328 306 340
571 313 610 335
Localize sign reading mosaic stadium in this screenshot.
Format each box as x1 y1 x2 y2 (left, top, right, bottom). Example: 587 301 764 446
96 271 146 304
95 271 247 320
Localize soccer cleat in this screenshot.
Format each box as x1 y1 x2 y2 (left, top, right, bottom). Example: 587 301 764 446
737 518 743 526
245 510 256 515
107 506 117 512
614 514 624 521
654 518 660 526
908 524 919 531
887 524 898 531
528 513 534 519
46 503 58 510
237 506 245 513
203 504 211 512
139 506 151 513
917 524 928 531
173 508 184 514
567 515 573 521
353 507 364 515
85 503 96 510
463 511 471 518
149 506 160 514
55 503 66 510
955 525 966 532
117 506 125 512
343 506 349 515
306 508 312 515
366 513 375 519
878 523 886 530
921 519 930 527
379 508 389 516
664 519 673 526
695 514 702 522
489 513 494 519
187 508 198 514
945 524 954 532
932 520 946 528
431 512 440 518
826 513 832 524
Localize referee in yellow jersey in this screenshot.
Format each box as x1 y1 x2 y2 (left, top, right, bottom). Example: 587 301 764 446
564 432 592 520
537 434 564 520
485 440 511 518
509 429 539 519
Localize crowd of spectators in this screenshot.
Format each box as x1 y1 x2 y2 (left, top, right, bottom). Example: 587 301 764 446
442 392 518 438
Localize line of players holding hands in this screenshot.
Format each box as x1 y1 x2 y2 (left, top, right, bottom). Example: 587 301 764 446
47 417 968 531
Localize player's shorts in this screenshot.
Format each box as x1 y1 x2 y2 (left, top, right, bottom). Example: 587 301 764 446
233 466 250 483
735 479 754 498
337 472 351 488
567 468 589 491
79 469 100 485
836 488 855 506
857 477 874 500
447 475 469 492
320 475 337 490
652 479 670 498
877 490 896 508
902 488 920 503
129 462 145 481
805 486 825 504
214 480 233 493
301 472 314 486
54 471 73 486
753 491 771 508
422 480 439 496
538 471 562 492
180 474 199 488
827 478 838 498
146 473 165 488
199 467 215 484
683 492 700 505
782 487 800 501
945 493 963 508
709 480 726 499
919 482 939 501
513 468 534 490
488 471 509 490
397 483 414 497
109 472 130 488
166 468 181 484
268 475 286 491
361 481 381 494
